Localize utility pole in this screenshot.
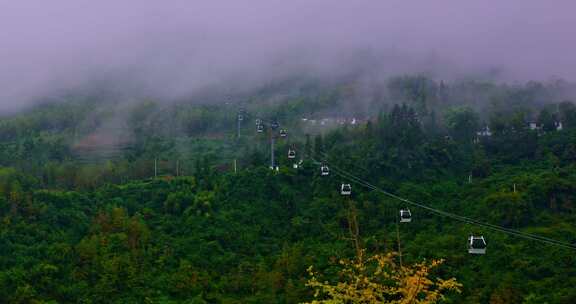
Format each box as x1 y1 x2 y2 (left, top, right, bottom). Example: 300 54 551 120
234 159 237 173
269 118 280 170
237 114 241 139
396 219 403 268
154 158 158 178
237 108 245 140
270 134 275 169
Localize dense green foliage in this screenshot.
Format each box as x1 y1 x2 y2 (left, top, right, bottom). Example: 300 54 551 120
1 76 575 303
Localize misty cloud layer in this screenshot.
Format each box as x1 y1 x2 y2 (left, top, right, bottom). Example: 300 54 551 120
1 1 575 111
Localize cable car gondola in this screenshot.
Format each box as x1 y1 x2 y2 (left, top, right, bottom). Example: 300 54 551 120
293 159 303 169
399 209 412 223
280 129 287 137
468 235 487 254
257 124 264 133
288 149 296 159
271 120 279 129
255 118 262 125
341 183 352 196
320 165 330 176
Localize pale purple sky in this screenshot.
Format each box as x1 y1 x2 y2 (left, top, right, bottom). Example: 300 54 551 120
0 1 575 109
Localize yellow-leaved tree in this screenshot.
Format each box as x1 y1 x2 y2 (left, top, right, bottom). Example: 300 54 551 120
303 201 461 303
303 251 461 304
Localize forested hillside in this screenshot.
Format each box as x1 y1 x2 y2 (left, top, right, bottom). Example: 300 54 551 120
1 76 576 303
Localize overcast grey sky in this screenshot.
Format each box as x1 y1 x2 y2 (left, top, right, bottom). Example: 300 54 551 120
0 1 575 110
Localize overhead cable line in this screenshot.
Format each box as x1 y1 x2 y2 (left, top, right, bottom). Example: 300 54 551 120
311 155 576 251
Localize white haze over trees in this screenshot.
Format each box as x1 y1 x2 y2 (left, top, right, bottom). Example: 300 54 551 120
0 0 575 111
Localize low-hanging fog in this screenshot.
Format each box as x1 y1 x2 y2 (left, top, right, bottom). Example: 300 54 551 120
1 0 575 111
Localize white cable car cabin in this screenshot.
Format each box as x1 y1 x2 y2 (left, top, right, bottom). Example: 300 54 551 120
257 124 264 133
399 209 412 223
468 235 487 254
280 129 287 137
293 159 303 169
341 183 352 195
238 114 244 121
288 149 296 159
320 165 330 176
